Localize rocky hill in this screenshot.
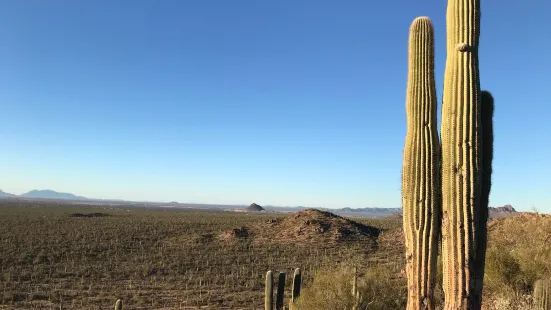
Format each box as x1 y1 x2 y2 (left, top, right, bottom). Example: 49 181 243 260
245 203 264 212
488 204 518 220
220 209 379 247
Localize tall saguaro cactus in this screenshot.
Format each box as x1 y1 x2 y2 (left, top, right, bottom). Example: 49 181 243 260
402 16 441 310
403 0 492 308
265 271 274 310
440 0 488 308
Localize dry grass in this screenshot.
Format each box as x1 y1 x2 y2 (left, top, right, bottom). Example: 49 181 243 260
296 263 407 310
1 202 548 309
482 294 538 310
0 202 400 309
484 213 551 295
294 212 551 310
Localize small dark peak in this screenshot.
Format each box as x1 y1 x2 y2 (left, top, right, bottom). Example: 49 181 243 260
488 204 518 220
489 204 516 213
245 203 265 212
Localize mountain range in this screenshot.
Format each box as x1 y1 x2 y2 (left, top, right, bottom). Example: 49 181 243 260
0 189 87 200
0 190 16 198
0 189 519 218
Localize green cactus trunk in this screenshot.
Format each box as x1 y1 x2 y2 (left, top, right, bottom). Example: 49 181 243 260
534 279 550 310
289 268 301 310
440 0 489 308
266 271 274 310
402 16 441 310
276 272 286 310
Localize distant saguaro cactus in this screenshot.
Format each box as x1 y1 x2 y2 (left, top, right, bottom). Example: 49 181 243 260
265 271 274 310
534 279 550 310
115 299 122 310
276 272 286 310
290 268 301 310
352 266 360 310
402 16 440 310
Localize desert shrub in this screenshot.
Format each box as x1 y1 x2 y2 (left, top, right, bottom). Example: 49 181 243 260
483 294 538 310
294 265 357 310
358 264 407 310
484 247 525 293
484 214 551 298
296 264 407 310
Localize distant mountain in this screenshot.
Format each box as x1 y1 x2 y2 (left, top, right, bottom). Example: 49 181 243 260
0 190 404 218
339 207 402 213
262 206 403 218
0 190 17 197
489 204 518 220
245 203 265 212
19 190 88 200
489 204 516 213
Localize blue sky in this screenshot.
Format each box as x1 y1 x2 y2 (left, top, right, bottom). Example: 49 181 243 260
0 1 550 211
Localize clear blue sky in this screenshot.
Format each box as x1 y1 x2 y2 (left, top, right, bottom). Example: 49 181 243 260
1 1 550 211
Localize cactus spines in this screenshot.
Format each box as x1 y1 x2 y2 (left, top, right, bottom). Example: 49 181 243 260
115 299 122 310
290 268 301 310
440 0 487 308
402 16 440 310
265 271 274 310
534 279 550 310
276 272 286 310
